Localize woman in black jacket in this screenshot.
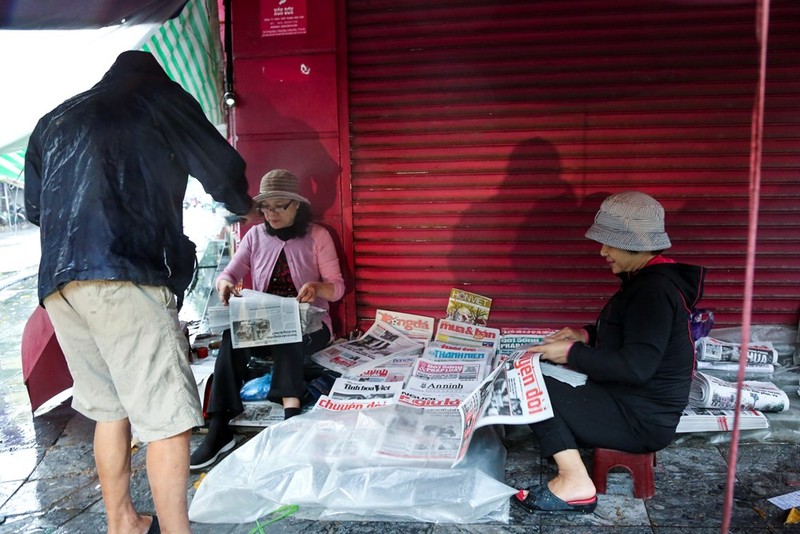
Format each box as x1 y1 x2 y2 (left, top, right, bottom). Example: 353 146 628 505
515 191 705 514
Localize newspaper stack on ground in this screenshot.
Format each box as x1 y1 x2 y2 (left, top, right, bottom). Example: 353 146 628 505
314 347 554 466
695 360 775 374
375 309 435 345
675 407 769 433
311 321 425 376
315 378 404 412
424 341 493 378
229 401 285 427
399 358 485 408
435 318 501 368
346 353 418 383
189 324 549 524
498 327 555 360
689 371 790 412
694 336 778 374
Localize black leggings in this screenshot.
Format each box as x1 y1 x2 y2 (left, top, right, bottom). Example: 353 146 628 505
528 376 676 458
206 324 331 418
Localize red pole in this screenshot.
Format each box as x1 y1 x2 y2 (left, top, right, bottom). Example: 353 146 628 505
720 0 770 532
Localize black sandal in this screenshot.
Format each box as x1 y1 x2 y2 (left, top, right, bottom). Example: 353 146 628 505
513 486 597 514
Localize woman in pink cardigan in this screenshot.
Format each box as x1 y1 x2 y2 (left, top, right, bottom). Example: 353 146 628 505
190 169 345 470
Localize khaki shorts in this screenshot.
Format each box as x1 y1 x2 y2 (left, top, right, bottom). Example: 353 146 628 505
44 280 203 442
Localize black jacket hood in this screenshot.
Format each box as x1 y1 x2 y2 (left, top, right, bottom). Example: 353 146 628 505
621 261 706 309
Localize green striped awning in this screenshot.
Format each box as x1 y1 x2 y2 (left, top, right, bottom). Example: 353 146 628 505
142 0 224 127
0 151 24 187
3 0 224 188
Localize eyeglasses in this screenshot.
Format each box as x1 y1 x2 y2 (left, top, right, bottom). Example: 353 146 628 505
259 201 294 214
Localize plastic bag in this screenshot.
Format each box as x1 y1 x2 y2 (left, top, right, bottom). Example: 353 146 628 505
240 373 272 401
690 308 715 342
188 406 515 524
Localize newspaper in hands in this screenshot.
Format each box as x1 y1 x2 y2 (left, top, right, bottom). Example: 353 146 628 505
229 289 303 348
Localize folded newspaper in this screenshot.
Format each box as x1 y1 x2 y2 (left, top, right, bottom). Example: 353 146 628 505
689 371 790 412
498 327 555 359
311 321 425 376
424 341 493 378
695 360 775 374
445 288 492 325
435 318 501 369
375 309 435 344
675 406 769 433
695 336 778 365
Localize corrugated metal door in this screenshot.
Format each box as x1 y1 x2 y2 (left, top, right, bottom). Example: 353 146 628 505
346 0 800 330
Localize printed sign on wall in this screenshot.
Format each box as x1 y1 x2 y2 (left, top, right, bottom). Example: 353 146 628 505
261 0 308 37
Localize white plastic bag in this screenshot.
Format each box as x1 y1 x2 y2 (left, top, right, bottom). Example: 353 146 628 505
189 406 515 524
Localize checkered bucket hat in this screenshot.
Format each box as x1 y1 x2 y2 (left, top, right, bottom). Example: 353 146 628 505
585 191 672 251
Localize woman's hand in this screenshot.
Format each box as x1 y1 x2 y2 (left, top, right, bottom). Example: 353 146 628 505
216 278 241 305
297 282 319 303
545 327 588 344
297 281 335 303
533 339 574 365
529 327 586 365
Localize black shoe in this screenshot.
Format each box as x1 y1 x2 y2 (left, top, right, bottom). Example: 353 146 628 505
513 486 597 514
190 436 236 470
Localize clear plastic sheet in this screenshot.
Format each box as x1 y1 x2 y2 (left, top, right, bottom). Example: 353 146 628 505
189 406 515 524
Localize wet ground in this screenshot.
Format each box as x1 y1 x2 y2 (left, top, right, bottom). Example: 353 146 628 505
1 222 800 533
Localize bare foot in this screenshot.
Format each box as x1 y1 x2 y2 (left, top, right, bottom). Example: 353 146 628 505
547 474 596 503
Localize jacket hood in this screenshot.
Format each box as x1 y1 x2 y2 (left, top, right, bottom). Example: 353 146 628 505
621 262 706 308
102 50 169 81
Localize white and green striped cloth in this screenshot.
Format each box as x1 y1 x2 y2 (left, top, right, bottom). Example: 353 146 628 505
1 0 224 187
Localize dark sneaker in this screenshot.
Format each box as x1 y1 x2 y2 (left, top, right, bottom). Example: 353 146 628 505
189 437 236 470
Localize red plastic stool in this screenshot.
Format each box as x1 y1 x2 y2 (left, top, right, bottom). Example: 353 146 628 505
591 448 656 499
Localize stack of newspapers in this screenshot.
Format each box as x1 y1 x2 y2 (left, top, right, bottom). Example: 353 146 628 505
675 407 768 433
675 371 790 433
694 336 778 374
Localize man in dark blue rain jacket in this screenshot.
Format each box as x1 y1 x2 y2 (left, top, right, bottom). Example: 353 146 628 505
24 50 260 533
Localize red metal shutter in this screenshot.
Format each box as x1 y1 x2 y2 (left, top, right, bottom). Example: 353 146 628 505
346 0 800 331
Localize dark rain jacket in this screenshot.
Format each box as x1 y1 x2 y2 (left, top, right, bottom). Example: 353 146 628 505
567 261 706 435
24 51 252 303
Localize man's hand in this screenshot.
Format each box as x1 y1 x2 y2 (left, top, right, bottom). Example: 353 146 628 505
241 201 262 227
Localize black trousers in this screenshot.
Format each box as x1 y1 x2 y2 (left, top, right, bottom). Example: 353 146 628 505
528 376 676 458
206 324 331 418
